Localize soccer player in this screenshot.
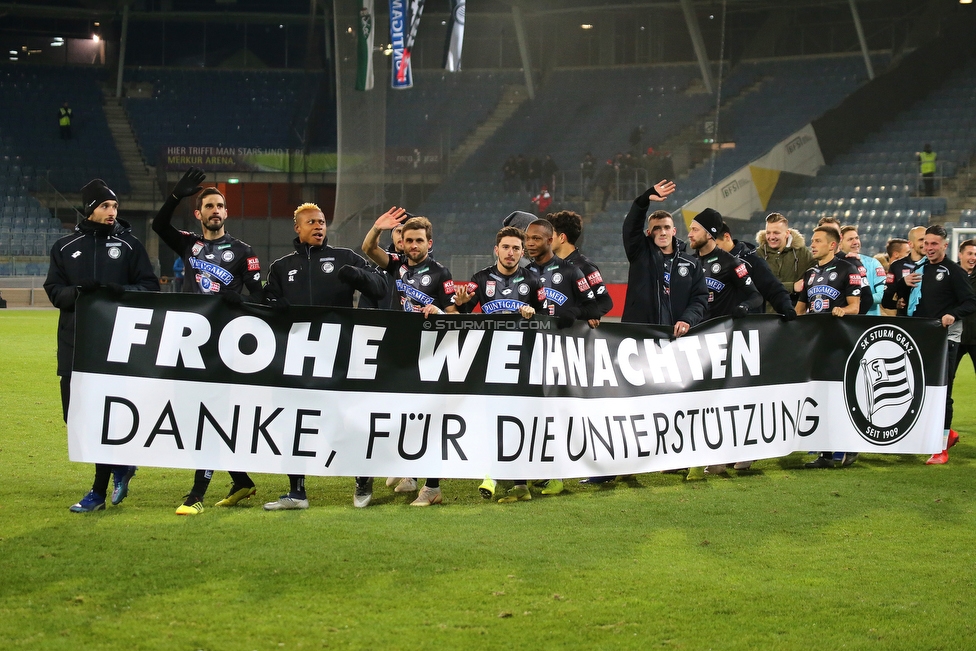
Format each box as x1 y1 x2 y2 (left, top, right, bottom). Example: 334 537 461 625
687 208 762 323
45 179 159 513
839 226 885 315
889 225 976 464
882 226 926 316
796 226 862 469
523 219 601 495
817 217 873 315
260 203 387 509
955 239 976 375
547 210 613 327
452 226 543 503
363 208 456 505
152 167 265 515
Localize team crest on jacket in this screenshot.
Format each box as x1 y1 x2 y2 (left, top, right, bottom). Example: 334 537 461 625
486 281 495 297
221 250 235 262
107 246 121 259
844 325 925 446
322 262 334 273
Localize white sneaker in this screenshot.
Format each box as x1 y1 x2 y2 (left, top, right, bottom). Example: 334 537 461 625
263 494 309 511
704 464 727 475
394 478 418 493
353 479 373 508
733 461 754 470
410 486 442 506
385 477 401 487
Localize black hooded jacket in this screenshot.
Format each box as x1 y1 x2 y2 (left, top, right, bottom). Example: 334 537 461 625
44 218 159 375
264 237 386 307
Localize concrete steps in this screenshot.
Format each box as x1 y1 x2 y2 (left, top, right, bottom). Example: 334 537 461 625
449 85 529 172
101 89 162 211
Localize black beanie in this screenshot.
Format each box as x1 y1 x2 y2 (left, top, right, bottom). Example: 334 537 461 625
81 179 118 216
503 210 536 232
693 208 723 239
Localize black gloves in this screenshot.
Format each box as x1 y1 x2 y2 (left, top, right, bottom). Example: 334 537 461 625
104 282 125 297
782 308 797 321
266 296 289 313
731 304 750 319
221 291 244 307
337 264 363 286
634 185 661 206
78 279 99 293
172 167 206 200
556 307 580 329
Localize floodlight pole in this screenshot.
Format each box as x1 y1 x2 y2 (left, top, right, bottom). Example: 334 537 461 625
115 2 130 99
511 5 535 100
849 0 875 80
680 0 713 94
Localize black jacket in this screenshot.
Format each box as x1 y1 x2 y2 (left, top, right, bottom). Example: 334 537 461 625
44 218 159 375
621 196 707 326
730 239 794 316
264 238 386 307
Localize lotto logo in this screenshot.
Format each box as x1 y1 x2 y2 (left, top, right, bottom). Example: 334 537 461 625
247 257 260 271
734 264 748 279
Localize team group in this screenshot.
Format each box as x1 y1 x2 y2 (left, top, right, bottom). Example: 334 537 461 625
43 168 976 513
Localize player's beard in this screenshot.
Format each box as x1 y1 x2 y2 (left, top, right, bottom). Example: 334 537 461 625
203 217 225 233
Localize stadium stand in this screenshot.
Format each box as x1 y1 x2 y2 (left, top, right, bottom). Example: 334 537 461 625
765 57 976 256
0 64 129 195
386 69 523 150
0 130 66 266
413 54 887 281
123 68 327 167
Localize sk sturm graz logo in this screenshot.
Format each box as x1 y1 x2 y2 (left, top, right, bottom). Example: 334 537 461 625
844 325 925 445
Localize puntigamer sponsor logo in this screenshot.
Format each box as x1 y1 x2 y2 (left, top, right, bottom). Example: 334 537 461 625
844 325 925 445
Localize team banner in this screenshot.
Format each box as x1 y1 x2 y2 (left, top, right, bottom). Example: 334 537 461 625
443 0 464 72
680 124 826 223
68 292 948 479
355 0 375 91
389 0 421 89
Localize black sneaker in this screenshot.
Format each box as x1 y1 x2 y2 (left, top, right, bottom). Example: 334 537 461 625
840 452 859 467
804 455 834 469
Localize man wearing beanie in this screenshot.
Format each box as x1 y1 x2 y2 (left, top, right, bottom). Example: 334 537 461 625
688 208 762 322
687 207 763 477
44 179 159 513
151 167 265 515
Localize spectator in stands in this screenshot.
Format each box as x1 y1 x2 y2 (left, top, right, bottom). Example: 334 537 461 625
755 212 812 310
595 159 617 211
502 156 518 192
840 226 885 315
917 143 937 197
890 225 976 465
528 156 542 194
515 154 529 193
883 226 926 316
262 203 387 510
45 179 159 513
541 155 559 192
530 185 552 216
955 238 976 375
629 125 644 154
580 152 596 199
58 102 72 140
172 256 184 290
152 167 265 516
621 181 707 334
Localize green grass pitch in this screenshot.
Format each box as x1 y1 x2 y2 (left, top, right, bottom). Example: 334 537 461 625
1 309 975 650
